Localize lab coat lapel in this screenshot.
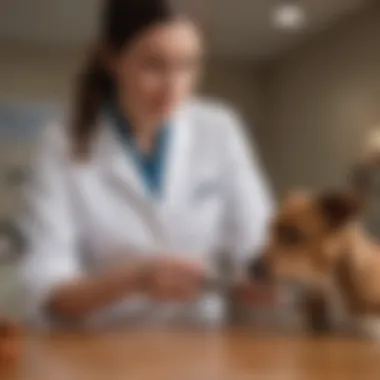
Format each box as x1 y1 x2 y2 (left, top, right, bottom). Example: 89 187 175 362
161 107 193 211
97 120 173 248
97 119 149 203
95 113 193 248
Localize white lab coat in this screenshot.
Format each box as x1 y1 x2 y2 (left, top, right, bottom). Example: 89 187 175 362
21 99 273 328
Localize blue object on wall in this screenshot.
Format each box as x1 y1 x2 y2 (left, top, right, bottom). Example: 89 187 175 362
0 102 60 143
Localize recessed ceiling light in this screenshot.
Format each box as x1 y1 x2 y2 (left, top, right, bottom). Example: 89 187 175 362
272 1 307 30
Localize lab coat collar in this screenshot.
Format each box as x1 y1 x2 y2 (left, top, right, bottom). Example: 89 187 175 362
162 105 193 210
97 104 193 211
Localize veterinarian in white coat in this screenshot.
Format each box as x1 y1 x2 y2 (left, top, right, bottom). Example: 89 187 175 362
21 0 273 328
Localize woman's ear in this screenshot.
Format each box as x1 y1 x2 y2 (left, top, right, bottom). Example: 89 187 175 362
317 191 360 229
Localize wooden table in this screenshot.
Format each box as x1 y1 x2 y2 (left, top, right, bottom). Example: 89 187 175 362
1 328 380 380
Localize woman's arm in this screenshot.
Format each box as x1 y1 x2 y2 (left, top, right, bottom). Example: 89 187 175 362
220 109 274 279
46 261 147 320
48 256 205 320
21 123 96 325
22 125 148 324
219 110 275 306
22 124 203 325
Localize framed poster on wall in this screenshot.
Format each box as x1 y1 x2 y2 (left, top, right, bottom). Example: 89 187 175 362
0 101 60 262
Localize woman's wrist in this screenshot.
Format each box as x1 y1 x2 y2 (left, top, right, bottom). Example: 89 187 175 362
132 258 154 293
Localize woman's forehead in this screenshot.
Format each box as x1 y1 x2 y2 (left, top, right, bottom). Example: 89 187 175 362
127 19 202 55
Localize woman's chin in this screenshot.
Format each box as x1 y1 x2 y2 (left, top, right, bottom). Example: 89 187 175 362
149 102 179 120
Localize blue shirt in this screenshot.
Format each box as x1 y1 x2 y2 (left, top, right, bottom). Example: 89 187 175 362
107 104 170 198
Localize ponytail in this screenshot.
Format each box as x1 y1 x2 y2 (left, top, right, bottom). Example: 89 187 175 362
70 0 179 160
71 53 112 159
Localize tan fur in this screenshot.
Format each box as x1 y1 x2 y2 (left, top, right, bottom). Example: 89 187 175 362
264 192 380 337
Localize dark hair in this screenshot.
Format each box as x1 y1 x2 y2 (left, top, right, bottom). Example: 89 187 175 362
71 0 179 159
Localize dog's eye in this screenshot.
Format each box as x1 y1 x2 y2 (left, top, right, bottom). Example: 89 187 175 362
275 224 306 246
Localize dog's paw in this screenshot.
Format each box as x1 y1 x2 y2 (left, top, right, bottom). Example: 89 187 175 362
358 318 380 340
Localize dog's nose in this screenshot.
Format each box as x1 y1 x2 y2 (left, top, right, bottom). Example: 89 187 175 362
248 257 269 281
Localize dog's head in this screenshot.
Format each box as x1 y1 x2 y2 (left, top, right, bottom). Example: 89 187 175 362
250 191 360 289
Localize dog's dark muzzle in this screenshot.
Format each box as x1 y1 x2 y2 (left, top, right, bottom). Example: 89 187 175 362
248 257 271 282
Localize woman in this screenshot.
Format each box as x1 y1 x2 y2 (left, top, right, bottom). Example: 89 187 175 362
21 0 273 328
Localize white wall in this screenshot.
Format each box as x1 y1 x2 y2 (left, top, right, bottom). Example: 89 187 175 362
0 0 100 45
259 4 380 195
202 61 263 127
0 45 88 105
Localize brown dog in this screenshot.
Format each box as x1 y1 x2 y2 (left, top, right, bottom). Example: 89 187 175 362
249 190 380 338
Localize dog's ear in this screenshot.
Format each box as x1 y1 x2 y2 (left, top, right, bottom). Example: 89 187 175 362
317 191 360 229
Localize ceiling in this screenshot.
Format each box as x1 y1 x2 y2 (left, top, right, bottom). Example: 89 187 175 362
0 0 372 59
202 0 371 58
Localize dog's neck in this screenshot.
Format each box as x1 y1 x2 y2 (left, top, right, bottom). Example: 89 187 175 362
331 222 380 314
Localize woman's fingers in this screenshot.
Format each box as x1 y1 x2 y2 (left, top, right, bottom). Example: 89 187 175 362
147 261 204 301
235 281 277 305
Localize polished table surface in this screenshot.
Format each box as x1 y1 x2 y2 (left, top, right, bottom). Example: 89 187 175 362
1 328 380 380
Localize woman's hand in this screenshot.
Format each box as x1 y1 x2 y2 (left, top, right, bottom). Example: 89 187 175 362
233 280 277 306
46 256 205 320
142 257 205 301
